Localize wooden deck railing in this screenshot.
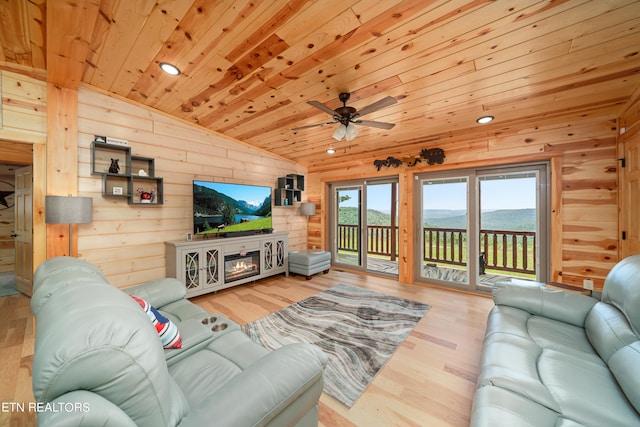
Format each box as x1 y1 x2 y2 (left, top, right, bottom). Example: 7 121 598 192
337 224 399 261
337 224 536 275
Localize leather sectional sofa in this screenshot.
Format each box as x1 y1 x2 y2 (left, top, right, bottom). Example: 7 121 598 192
30 256 327 426
471 254 640 426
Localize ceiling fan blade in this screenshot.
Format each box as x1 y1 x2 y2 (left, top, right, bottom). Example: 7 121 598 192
292 121 334 131
354 120 396 130
307 100 337 117
355 96 397 117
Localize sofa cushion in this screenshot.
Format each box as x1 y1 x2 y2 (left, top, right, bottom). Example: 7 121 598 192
491 280 597 327
609 341 640 414
131 295 183 349
471 385 570 427
126 278 187 309
585 302 638 363
31 256 108 316
173 342 326 427
602 253 640 335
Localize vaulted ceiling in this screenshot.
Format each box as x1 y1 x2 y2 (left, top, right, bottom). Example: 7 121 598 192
2 0 640 169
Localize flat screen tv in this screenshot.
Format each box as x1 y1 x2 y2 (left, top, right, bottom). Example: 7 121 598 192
193 181 272 236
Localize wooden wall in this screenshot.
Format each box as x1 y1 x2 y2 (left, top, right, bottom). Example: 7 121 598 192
0 71 47 145
306 112 620 291
76 88 308 288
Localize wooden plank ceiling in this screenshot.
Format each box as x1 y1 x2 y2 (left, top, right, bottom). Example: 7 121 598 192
2 0 640 169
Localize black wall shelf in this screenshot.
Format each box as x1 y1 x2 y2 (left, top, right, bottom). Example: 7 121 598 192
91 140 163 205
275 174 304 206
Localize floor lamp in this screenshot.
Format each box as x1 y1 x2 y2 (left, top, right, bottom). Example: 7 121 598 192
45 195 93 256
299 202 316 216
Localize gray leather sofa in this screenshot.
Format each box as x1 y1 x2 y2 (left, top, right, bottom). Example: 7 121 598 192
471 254 640 426
31 256 327 427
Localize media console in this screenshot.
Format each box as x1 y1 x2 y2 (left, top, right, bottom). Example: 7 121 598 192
165 232 288 297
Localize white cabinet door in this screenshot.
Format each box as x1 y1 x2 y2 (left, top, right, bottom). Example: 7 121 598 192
262 236 288 276
181 246 222 297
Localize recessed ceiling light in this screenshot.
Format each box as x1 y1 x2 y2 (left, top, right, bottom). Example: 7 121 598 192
326 148 336 154
159 62 180 76
476 115 494 124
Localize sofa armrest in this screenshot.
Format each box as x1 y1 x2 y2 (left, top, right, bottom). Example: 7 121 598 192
492 281 597 327
125 278 186 308
181 343 327 427
36 391 137 427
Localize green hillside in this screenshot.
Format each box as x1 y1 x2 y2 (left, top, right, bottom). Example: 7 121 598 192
338 207 396 226
338 207 536 231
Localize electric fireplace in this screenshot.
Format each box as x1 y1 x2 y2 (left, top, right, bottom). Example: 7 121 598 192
224 251 260 283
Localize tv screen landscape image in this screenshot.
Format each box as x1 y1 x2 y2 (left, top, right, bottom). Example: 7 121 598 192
193 181 272 236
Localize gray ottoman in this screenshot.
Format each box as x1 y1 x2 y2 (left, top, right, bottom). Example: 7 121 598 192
289 250 331 280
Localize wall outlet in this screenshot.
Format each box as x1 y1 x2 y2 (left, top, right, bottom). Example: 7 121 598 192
583 279 594 290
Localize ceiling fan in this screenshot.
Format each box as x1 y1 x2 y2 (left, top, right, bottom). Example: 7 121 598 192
293 92 397 141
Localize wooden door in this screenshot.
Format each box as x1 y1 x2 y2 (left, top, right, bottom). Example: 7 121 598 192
14 166 33 295
620 134 640 258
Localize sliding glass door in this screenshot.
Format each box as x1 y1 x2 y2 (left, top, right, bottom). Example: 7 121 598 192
420 177 470 285
330 178 399 276
416 163 548 291
334 185 363 267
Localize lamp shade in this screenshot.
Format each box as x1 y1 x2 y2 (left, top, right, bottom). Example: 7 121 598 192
344 124 359 141
332 124 347 141
300 202 316 216
45 196 93 224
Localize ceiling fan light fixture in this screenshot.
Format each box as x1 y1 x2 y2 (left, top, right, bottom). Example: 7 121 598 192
332 124 347 141
159 62 181 76
345 124 358 141
326 148 336 154
476 115 494 124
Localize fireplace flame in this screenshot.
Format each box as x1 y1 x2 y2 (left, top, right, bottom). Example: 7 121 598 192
232 260 255 272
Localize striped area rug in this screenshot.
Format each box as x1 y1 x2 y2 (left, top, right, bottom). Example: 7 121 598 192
242 284 431 408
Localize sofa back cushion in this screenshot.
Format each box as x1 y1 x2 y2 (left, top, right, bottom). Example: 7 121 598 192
585 303 638 363
602 253 640 336
608 342 640 414
32 258 189 426
31 256 108 316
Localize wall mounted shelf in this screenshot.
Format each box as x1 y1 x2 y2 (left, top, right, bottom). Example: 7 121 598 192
274 174 304 206
91 140 163 205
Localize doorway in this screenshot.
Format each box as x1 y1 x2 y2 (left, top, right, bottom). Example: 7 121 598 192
416 163 549 291
0 138 35 296
330 178 399 276
0 163 30 296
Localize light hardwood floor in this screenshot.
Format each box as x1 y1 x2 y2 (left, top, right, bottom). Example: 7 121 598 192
0 268 494 427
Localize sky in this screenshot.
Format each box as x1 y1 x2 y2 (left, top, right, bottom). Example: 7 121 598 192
338 175 537 211
423 176 537 210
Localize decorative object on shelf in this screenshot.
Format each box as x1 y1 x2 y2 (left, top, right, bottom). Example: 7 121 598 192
109 158 120 174
138 169 148 176
137 187 155 203
373 147 446 170
45 195 93 256
112 186 123 195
